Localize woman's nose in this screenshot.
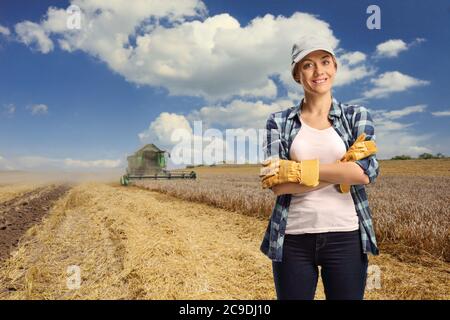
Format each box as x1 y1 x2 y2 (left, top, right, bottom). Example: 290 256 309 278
314 65 324 76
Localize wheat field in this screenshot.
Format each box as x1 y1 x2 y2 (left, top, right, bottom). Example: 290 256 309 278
140 160 450 262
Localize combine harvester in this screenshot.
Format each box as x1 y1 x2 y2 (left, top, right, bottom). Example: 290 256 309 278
120 144 196 186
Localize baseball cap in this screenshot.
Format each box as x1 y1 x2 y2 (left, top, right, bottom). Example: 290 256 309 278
291 35 336 83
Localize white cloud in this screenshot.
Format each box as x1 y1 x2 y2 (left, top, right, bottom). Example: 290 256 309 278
375 38 426 58
2 155 122 170
120 11 340 101
431 110 450 117
363 71 429 99
15 21 54 53
237 79 277 100
375 39 408 58
13 1 376 101
139 114 226 167
381 104 427 119
339 51 366 65
64 158 121 168
0 24 11 36
332 63 375 88
138 96 300 167
186 98 291 129
28 104 49 115
369 105 436 159
411 37 426 46
138 112 193 147
2 104 15 117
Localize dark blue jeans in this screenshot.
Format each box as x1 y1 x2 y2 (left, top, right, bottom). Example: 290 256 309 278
272 229 368 300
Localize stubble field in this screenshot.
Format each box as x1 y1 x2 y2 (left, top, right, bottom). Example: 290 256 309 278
0 159 448 299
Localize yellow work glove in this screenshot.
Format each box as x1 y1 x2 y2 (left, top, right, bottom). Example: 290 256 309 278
259 158 320 189
338 133 378 193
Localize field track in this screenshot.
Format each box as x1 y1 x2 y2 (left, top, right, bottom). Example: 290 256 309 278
0 185 71 263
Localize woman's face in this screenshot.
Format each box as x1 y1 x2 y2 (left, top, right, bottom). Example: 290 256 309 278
294 50 337 95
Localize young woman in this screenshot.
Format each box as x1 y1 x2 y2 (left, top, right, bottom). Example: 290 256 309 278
259 35 380 300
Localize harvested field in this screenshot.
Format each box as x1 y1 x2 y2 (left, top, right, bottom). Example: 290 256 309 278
0 159 448 299
0 184 71 263
0 182 448 299
0 184 47 203
135 174 450 262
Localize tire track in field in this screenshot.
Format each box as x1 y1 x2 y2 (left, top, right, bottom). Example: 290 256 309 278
0 184 71 263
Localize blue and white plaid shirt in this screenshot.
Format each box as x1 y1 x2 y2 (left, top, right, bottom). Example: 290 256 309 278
260 96 380 262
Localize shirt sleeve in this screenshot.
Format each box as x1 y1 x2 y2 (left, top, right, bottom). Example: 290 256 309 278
262 113 283 162
262 113 284 191
351 106 380 184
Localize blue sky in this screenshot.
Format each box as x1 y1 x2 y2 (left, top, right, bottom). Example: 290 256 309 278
0 0 449 171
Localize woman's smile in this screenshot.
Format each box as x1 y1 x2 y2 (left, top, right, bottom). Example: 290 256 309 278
311 77 328 85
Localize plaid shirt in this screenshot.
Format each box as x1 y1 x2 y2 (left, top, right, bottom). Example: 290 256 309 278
260 96 380 262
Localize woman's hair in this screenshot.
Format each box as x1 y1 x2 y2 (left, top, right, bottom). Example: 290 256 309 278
293 55 338 84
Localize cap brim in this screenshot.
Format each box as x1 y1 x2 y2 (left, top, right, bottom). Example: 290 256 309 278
292 47 335 65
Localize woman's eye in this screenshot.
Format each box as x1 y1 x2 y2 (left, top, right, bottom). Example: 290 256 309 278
323 60 330 65
303 63 312 69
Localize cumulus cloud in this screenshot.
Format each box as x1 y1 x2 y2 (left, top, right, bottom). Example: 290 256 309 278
136 102 294 167
375 38 426 58
139 112 193 147
363 71 429 99
2 104 16 117
332 61 375 88
15 21 54 53
375 39 408 58
137 95 303 167
27 104 49 115
13 1 375 101
339 51 366 65
105 11 340 101
0 24 11 36
186 98 292 129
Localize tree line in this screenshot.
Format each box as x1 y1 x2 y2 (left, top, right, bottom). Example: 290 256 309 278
391 153 447 160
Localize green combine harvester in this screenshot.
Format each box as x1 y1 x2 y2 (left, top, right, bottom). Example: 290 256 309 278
120 144 196 186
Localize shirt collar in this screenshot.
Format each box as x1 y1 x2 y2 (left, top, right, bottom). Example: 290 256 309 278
287 96 342 121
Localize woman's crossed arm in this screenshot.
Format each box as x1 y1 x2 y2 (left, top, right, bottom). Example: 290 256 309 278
271 161 368 196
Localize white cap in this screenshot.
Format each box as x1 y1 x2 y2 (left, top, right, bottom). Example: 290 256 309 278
291 35 336 83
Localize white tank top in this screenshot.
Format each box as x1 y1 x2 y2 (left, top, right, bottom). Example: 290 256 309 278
285 115 359 234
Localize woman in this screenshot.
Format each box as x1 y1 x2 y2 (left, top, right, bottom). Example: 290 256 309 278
259 35 380 300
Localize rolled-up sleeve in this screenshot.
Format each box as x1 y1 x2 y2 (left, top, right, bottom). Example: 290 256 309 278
352 107 380 184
